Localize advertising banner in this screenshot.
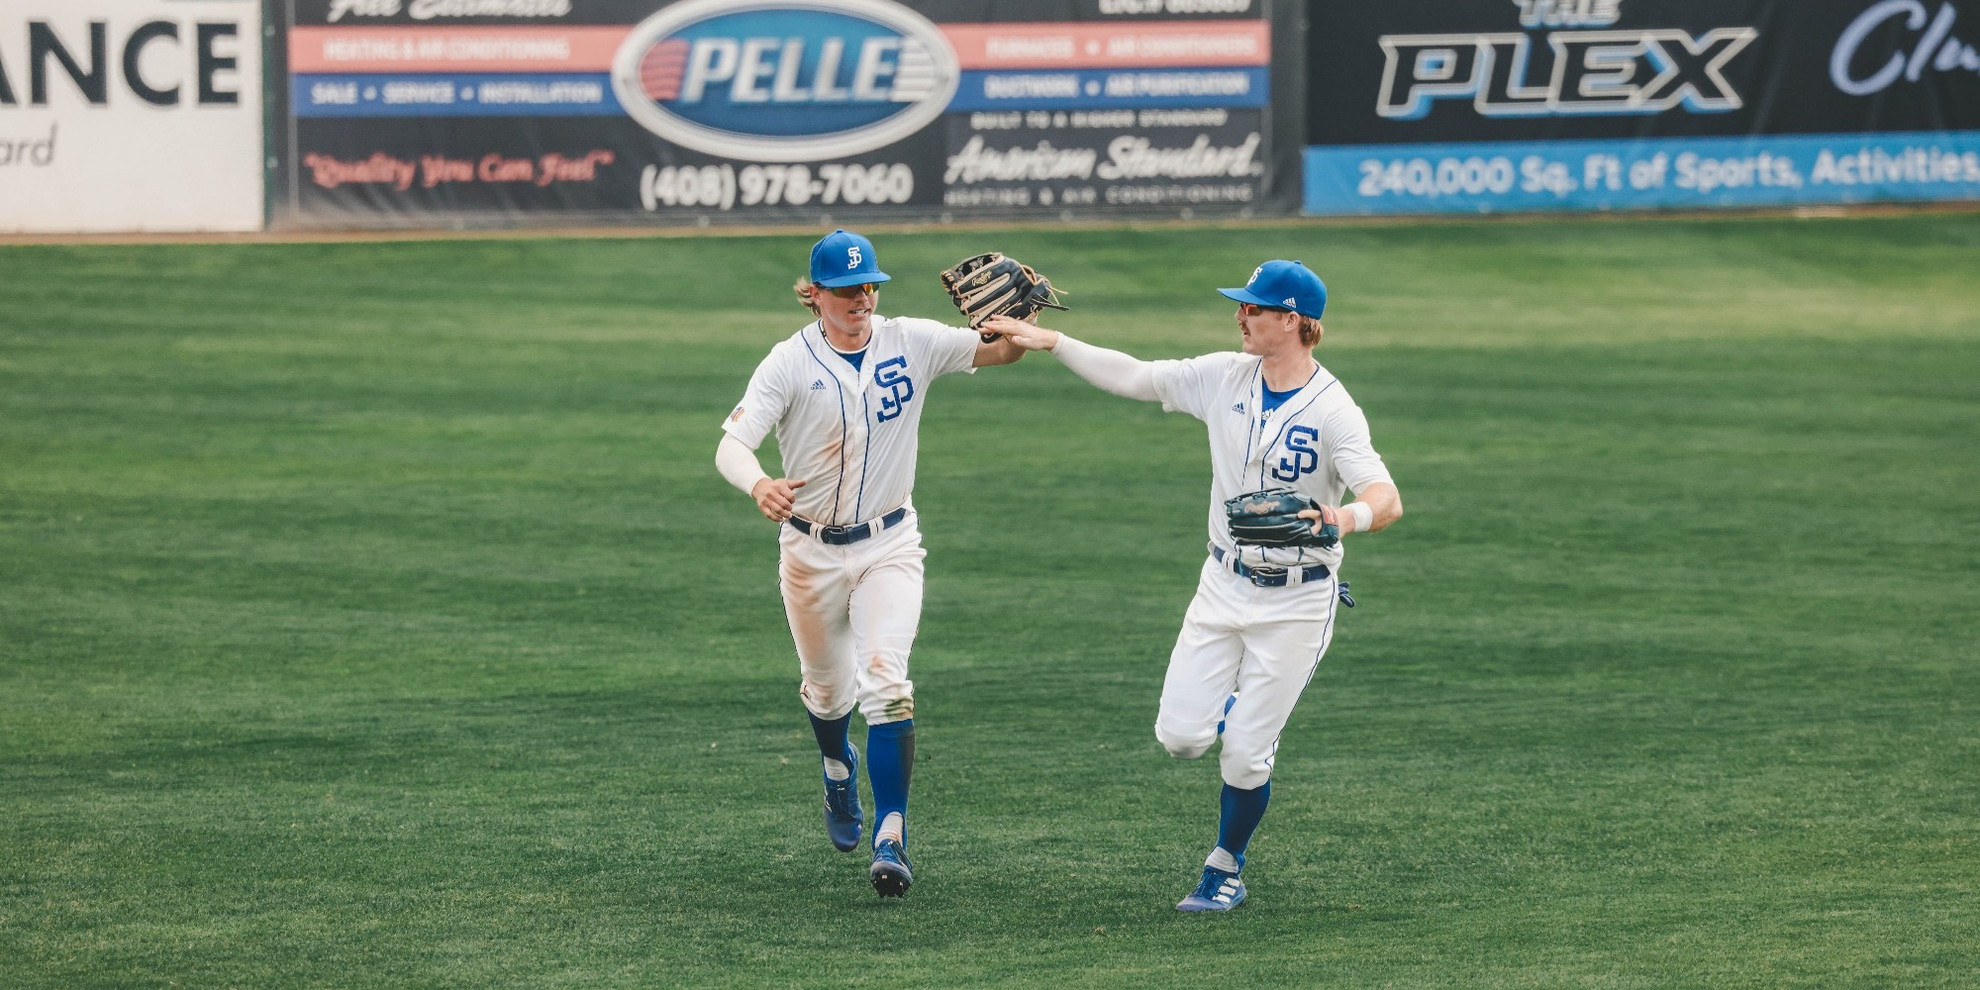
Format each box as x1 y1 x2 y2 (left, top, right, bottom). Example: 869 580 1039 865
0 0 263 233
1303 0 1980 214
277 0 1298 227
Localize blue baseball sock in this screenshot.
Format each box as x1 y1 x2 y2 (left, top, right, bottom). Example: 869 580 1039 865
806 711 855 771
1215 781 1272 870
866 719 915 847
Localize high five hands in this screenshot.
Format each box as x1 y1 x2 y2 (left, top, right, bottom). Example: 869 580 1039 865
980 316 1059 351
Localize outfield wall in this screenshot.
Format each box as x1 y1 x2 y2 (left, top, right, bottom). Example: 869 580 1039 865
268 0 1304 229
0 0 264 233
4 0 1977 232
1299 0 1980 215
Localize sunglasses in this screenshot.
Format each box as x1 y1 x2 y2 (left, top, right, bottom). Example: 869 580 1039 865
823 282 879 299
1238 302 1289 317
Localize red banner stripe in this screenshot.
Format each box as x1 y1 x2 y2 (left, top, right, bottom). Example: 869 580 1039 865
290 21 1270 75
942 22 1270 69
290 26 629 73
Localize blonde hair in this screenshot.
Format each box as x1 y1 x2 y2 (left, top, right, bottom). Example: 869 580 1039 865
794 276 820 315
1299 315 1324 347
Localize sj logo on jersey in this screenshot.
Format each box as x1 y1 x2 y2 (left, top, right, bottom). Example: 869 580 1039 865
874 356 915 422
1270 425 1320 482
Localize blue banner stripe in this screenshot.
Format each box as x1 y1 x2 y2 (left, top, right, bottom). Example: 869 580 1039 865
294 68 1271 118
950 68 1268 111
1303 132 1980 215
294 74 623 117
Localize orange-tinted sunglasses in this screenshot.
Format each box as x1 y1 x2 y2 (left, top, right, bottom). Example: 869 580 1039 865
1237 301 1288 317
823 282 879 298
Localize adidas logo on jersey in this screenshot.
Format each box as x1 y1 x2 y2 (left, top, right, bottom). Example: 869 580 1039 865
1232 402 1245 413
810 379 826 390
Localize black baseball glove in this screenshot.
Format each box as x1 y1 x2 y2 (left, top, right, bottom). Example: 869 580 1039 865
1224 488 1340 549
938 253 1068 341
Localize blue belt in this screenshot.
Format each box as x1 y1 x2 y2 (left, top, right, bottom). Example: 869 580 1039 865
789 506 908 546
1210 546 1353 606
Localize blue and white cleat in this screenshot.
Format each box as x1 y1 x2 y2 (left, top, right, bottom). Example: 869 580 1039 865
1176 865 1247 912
823 750 862 853
1216 692 1239 736
870 838 914 897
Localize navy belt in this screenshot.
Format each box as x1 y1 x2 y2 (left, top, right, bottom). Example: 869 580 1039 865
789 506 908 546
1210 546 1352 607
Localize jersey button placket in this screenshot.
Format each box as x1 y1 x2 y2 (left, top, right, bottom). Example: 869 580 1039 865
842 369 872 521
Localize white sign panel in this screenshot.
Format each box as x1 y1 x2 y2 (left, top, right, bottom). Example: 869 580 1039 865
0 0 262 233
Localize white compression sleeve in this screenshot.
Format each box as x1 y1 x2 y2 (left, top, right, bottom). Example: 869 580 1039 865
715 434 771 496
1051 335 1159 402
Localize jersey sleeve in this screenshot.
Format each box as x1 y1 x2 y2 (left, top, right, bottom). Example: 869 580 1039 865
1324 399 1394 494
721 348 791 450
900 318 981 379
1151 352 1241 421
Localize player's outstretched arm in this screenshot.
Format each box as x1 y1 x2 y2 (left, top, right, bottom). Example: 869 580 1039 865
990 322 1159 403
716 434 807 522
982 316 1060 353
970 315 1031 367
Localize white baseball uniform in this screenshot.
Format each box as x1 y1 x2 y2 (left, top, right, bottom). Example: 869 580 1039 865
724 315 982 726
1147 351 1393 789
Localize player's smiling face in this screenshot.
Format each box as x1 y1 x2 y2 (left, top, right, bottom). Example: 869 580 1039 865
815 282 877 341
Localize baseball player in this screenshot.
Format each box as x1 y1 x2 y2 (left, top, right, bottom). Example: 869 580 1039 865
991 260 1402 912
715 229 1030 897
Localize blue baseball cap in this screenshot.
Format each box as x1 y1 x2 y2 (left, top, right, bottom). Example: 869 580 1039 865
1218 260 1327 319
808 228 892 288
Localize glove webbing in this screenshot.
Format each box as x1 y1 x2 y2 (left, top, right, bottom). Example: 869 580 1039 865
957 276 1033 318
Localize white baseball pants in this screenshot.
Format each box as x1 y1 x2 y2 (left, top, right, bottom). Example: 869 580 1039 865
1155 556 1343 790
779 514 923 726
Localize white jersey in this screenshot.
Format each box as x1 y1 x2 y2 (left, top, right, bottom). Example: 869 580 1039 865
724 315 980 527
1152 351 1393 572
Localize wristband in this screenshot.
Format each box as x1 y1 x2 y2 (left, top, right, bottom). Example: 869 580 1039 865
1346 501 1374 534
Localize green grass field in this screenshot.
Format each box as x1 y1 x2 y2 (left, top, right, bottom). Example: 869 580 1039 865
3 214 1977 988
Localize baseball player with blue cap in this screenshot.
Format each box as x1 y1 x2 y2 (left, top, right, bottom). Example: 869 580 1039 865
991 259 1404 912
716 230 1033 897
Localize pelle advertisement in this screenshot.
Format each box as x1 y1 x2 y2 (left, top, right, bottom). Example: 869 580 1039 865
277 0 1301 227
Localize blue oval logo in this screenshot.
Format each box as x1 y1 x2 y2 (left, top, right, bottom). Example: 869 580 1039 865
613 0 959 162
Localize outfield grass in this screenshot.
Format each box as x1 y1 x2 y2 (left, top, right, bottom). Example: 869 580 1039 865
2 215 1977 988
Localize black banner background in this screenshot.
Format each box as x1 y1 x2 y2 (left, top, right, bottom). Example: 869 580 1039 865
272 0 1301 227
291 0 1267 27
1303 0 1980 146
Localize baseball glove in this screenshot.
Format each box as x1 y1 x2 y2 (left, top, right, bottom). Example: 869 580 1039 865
938 252 1068 341
1224 488 1340 549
